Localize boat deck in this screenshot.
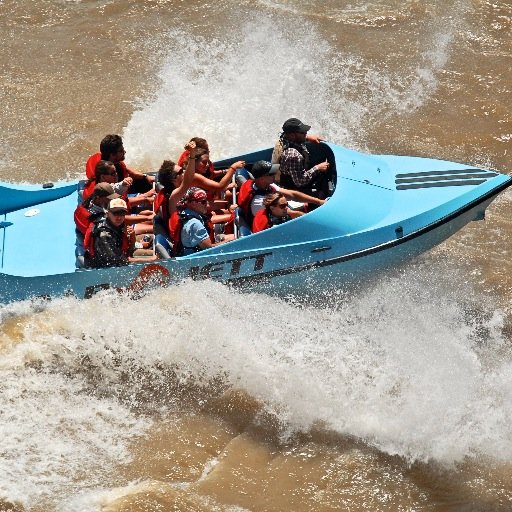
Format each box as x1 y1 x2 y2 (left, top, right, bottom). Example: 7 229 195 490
2 191 77 277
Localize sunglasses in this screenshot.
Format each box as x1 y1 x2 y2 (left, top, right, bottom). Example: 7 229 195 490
192 199 208 204
110 211 126 216
271 202 288 209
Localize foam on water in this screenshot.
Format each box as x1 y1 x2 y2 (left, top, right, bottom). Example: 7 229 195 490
122 2 469 167
0 305 150 508
1 260 511 506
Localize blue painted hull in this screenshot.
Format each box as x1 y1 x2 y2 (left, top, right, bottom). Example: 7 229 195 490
0 143 510 303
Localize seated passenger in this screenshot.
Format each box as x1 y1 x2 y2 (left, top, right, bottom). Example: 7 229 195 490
181 149 245 196
170 188 232 256
74 183 119 237
237 160 325 228
85 160 155 234
154 141 198 238
86 134 153 194
85 198 156 268
82 160 132 200
177 137 224 179
276 118 330 198
252 192 303 233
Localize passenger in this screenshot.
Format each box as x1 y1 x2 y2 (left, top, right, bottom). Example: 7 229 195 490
182 149 245 196
276 118 330 198
271 120 321 164
84 159 155 234
85 198 156 268
74 183 119 237
82 160 132 200
252 192 303 233
237 160 325 227
85 134 153 194
170 188 233 256
154 141 198 238
177 137 223 179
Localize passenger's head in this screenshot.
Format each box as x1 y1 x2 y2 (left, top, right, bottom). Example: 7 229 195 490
264 192 288 218
183 187 208 214
282 118 310 143
94 160 117 184
189 137 209 152
107 197 128 227
181 147 210 175
84 183 120 209
100 134 125 162
251 160 279 187
158 160 183 193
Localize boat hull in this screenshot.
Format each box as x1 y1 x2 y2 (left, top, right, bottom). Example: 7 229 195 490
0 142 510 304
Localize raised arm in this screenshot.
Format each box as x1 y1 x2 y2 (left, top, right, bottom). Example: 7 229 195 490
169 141 198 213
193 160 245 192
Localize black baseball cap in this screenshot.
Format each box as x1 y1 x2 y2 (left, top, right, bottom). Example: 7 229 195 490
282 118 311 134
251 160 280 179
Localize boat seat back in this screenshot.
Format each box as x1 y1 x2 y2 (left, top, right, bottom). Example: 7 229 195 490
77 179 87 203
234 207 252 237
235 168 254 187
155 234 172 259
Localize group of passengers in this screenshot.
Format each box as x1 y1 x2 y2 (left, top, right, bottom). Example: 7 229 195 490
74 118 332 269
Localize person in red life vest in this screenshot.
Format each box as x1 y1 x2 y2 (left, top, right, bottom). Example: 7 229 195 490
237 160 326 228
252 192 304 233
85 198 156 268
85 134 153 194
154 140 198 239
170 188 233 256
179 149 245 198
82 160 133 200
84 160 155 235
74 183 120 267
75 183 120 237
177 137 224 180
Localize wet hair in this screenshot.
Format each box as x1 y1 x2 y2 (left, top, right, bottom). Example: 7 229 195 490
100 134 123 159
263 192 285 209
94 160 116 182
157 160 180 194
189 137 209 150
181 147 209 169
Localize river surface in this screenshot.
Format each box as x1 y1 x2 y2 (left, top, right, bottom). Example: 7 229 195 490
1 1 511 511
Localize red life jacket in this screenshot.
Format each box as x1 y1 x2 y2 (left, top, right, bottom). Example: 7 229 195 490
74 204 91 236
82 180 96 201
85 152 130 181
154 190 170 221
237 179 270 224
252 208 271 233
85 153 101 180
168 210 214 256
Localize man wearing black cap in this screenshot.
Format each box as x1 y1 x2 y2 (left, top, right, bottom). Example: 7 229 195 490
276 118 330 198
237 160 325 230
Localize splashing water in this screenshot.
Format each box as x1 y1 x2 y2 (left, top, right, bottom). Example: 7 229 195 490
1 258 511 508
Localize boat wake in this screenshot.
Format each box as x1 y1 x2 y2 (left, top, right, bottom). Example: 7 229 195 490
1 257 512 505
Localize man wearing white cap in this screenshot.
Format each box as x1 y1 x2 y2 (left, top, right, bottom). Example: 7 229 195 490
86 198 156 267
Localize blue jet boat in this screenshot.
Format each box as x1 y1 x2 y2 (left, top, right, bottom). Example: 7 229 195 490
0 142 510 304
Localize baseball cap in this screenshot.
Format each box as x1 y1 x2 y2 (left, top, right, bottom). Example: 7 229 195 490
282 118 311 134
92 183 120 200
251 160 279 179
108 198 128 212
